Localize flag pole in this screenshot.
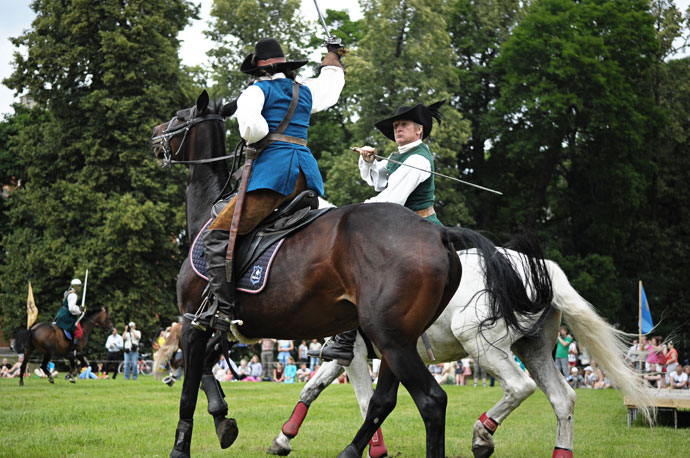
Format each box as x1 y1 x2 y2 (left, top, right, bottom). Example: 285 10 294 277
638 280 643 373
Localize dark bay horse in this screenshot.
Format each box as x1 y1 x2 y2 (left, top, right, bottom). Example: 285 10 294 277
14 307 113 385
152 91 553 458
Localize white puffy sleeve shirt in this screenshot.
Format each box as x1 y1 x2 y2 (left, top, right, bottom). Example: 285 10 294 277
358 139 432 205
235 67 346 145
66 292 81 315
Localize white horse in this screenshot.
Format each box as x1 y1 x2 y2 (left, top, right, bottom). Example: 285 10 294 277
267 248 654 458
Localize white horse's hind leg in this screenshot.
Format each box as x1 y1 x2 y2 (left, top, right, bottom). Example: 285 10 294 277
267 359 344 455
514 310 576 457
465 342 537 458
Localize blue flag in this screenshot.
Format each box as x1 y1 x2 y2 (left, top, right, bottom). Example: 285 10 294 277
639 284 654 334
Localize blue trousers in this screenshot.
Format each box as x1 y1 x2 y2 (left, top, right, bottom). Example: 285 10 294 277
124 350 139 380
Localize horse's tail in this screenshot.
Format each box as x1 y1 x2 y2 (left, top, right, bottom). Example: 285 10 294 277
442 227 553 337
153 324 182 379
549 261 655 423
13 329 31 354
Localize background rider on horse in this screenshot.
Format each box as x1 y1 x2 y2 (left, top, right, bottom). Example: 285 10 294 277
54 278 84 355
310 100 445 366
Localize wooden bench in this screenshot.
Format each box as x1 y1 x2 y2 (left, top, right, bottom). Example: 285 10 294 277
625 390 690 428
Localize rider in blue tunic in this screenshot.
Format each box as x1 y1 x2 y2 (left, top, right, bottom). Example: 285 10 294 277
203 37 345 329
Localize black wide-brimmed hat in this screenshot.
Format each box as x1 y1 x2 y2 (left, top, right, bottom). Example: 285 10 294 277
240 37 308 76
374 100 445 141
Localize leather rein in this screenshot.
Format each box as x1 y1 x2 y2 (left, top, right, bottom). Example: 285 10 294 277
152 113 236 166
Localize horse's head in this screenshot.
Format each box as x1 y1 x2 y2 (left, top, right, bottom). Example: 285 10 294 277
151 90 235 166
96 307 114 332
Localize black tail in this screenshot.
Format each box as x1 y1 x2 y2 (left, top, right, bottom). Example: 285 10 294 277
14 329 31 354
442 226 553 337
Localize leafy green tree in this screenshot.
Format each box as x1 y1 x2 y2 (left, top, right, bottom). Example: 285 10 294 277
206 0 316 99
487 0 662 323
0 0 198 350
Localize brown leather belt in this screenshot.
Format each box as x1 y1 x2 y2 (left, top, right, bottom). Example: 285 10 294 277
264 133 307 147
415 205 436 218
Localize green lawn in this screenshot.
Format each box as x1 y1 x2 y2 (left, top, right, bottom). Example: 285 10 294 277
0 375 687 457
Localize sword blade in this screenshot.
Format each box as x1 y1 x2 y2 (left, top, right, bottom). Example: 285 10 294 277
312 0 332 38
352 148 503 195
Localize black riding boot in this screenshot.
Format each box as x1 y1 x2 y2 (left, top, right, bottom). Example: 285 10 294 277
70 338 80 357
170 419 193 458
308 328 358 366
203 229 236 331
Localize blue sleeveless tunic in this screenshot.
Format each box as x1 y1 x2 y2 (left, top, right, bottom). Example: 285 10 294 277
247 78 324 196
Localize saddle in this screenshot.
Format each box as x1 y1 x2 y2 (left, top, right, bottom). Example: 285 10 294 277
194 190 332 283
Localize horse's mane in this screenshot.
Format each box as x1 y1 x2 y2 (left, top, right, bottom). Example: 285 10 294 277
83 307 105 319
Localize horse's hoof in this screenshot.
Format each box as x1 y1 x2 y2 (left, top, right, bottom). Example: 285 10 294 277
472 444 495 458
170 450 190 458
337 444 360 458
267 435 292 456
49 377 54 384
69 376 76 384
217 417 238 449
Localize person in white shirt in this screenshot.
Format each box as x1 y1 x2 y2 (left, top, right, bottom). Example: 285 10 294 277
310 101 445 366
104 327 123 379
122 321 142 380
669 364 688 389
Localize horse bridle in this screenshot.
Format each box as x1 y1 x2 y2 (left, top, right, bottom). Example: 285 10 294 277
152 111 236 167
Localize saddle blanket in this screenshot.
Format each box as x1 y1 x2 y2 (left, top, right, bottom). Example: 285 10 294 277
190 219 285 294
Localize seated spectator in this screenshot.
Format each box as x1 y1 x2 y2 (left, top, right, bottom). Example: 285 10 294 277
296 362 311 382
669 365 688 389
245 354 262 382
284 357 297 384
78 365 99 379
437 362 455 385
568 339 579 372
273 362 285 383
4 356 24 378
566 367 584 388
430 363 444 383
213 355 230 381
237 358 251 381
643 372 666 388
1 358 13 377
584 366 596 388
96 362 109 379
34 361 59 379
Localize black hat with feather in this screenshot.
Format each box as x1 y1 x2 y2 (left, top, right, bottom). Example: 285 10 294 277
374 100 445 141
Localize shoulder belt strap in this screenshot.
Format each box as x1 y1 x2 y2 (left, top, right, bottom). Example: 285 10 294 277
250 81 303 152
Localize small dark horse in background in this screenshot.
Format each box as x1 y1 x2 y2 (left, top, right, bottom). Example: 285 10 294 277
14 307 113 385
151 91 553 458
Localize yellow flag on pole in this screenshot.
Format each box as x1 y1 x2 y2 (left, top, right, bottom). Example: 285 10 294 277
27 282 38 329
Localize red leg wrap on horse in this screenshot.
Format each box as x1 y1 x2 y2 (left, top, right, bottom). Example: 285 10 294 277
368 427 387 458
552 447 573 458
479 412 498 434
282 402 309 438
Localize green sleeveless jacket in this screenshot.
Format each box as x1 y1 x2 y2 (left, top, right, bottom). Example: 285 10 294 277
55 290 80 332
386 143 441 225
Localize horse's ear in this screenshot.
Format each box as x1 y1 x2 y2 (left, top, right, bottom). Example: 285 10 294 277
196 90 209 114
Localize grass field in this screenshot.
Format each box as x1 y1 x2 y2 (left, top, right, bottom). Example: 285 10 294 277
1 375 688 457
